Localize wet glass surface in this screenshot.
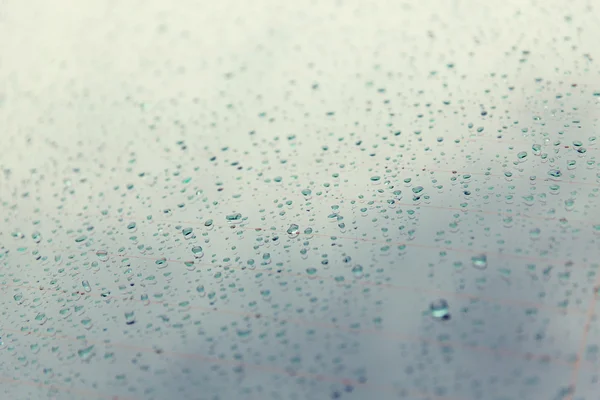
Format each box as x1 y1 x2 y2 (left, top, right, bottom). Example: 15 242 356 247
1 1 600 399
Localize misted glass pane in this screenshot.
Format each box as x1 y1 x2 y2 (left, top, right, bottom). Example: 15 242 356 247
1 1 599 399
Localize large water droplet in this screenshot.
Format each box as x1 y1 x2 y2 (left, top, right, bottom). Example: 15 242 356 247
182 227 194 239
547 169 562 178
192 246 204 258
96 250 108 261
286 223 300 237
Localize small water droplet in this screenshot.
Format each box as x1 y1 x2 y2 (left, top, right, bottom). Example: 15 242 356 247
351 264 364 278
78 345 95 362
472 254 488 270
226 213 242 222
548 169 562 178
155 257 167 268
75 235 87 243
125 311 136 325
430 299 450 320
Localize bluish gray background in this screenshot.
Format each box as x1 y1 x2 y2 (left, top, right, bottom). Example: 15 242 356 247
1 0 600 399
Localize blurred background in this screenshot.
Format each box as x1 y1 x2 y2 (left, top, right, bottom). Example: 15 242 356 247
1 0 600 399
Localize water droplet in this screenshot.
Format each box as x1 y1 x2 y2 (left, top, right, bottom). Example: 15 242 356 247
472 254 488 270
548 169 562 178
226 213 242 222
529 228 541 240
31 231 42 243
35 313 47 325
96 250 108 261
286 224 300 237
75 235 87 243
81 317 93 329
192 246 204 258
184 260 195 271
78 345 95 362
351 264 364 278
237 328 252 338
182 227 194 239
565 198 575 211
125 311 136 325
430 299 450 320
155 257 167 268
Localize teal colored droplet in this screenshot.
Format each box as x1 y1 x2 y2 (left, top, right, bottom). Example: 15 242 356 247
287 224 299 236
548 169 562 178
472 254 487 270
352 264 364 278
192 246 204 258
226 213 242 222
78 345 95 361
155 258 167 267
96 250 108 261
430 299 450 320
